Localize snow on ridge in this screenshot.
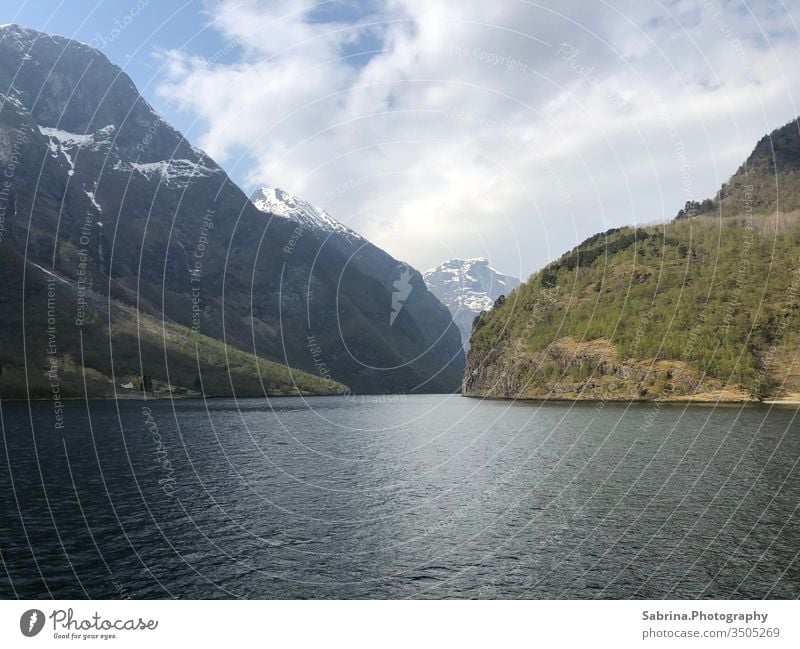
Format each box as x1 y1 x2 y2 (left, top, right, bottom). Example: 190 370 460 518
84 189 102 213
37 124 117 176
251 186 364 241
38 126 95 148
38 124 116 145
424 259 521 311
38 123 117 171
423 257 521 351
424 256 492 276
1 89 26 112
0 23 104 57
131 159 218 187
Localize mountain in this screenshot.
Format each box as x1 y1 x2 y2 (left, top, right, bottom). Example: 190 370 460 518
465 118 800 402
249 186 465 390
676 118 800 219
0 24 463 397
423 258 519 350
251 186 363 241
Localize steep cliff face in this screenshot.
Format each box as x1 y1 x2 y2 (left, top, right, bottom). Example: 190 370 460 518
250 186 465 392
464 337 752 402
0 24 464 395
465 122 800 402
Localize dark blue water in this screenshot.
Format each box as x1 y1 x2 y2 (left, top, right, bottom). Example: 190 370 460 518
0 395 798 599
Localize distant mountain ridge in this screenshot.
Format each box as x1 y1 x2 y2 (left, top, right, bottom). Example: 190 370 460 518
424 258 519 350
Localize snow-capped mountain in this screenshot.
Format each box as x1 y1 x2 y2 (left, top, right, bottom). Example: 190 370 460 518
250 185 465 385
424 258 520 350
0 23 465 394
251 187 363 243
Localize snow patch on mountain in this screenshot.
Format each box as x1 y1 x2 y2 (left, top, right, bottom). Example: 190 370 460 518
38 124 118 176
250 187 363 242
84 188 102 213
38 126 95 148
130 159 219 187
1 88 26 112
424 258 520 350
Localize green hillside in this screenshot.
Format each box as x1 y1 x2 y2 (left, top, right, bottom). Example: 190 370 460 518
465 119 800 402
0 247 347 400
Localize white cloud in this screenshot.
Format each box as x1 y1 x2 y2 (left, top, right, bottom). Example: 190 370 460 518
156 0 800 279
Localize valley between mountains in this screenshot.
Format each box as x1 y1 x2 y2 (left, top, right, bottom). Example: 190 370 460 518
1 24 798 404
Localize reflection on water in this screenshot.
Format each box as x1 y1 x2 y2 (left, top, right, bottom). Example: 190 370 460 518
0 395 798 598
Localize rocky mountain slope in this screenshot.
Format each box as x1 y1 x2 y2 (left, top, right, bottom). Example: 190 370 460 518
676 117 800 219
466 118 800 402
250 186 464 381
423 258 519 350
0 24 463 397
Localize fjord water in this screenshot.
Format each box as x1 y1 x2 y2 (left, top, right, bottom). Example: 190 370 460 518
1 395 797 599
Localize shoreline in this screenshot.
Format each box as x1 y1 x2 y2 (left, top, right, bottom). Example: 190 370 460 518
462 393 800 407
0 391 456 403
4 393 799 407
0 392 344 403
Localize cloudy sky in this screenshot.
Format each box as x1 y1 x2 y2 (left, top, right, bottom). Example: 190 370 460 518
3 0 800 278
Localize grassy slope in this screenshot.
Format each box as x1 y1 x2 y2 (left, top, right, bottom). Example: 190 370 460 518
467 213 800 401
467 119 800 402
0 246 348 399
